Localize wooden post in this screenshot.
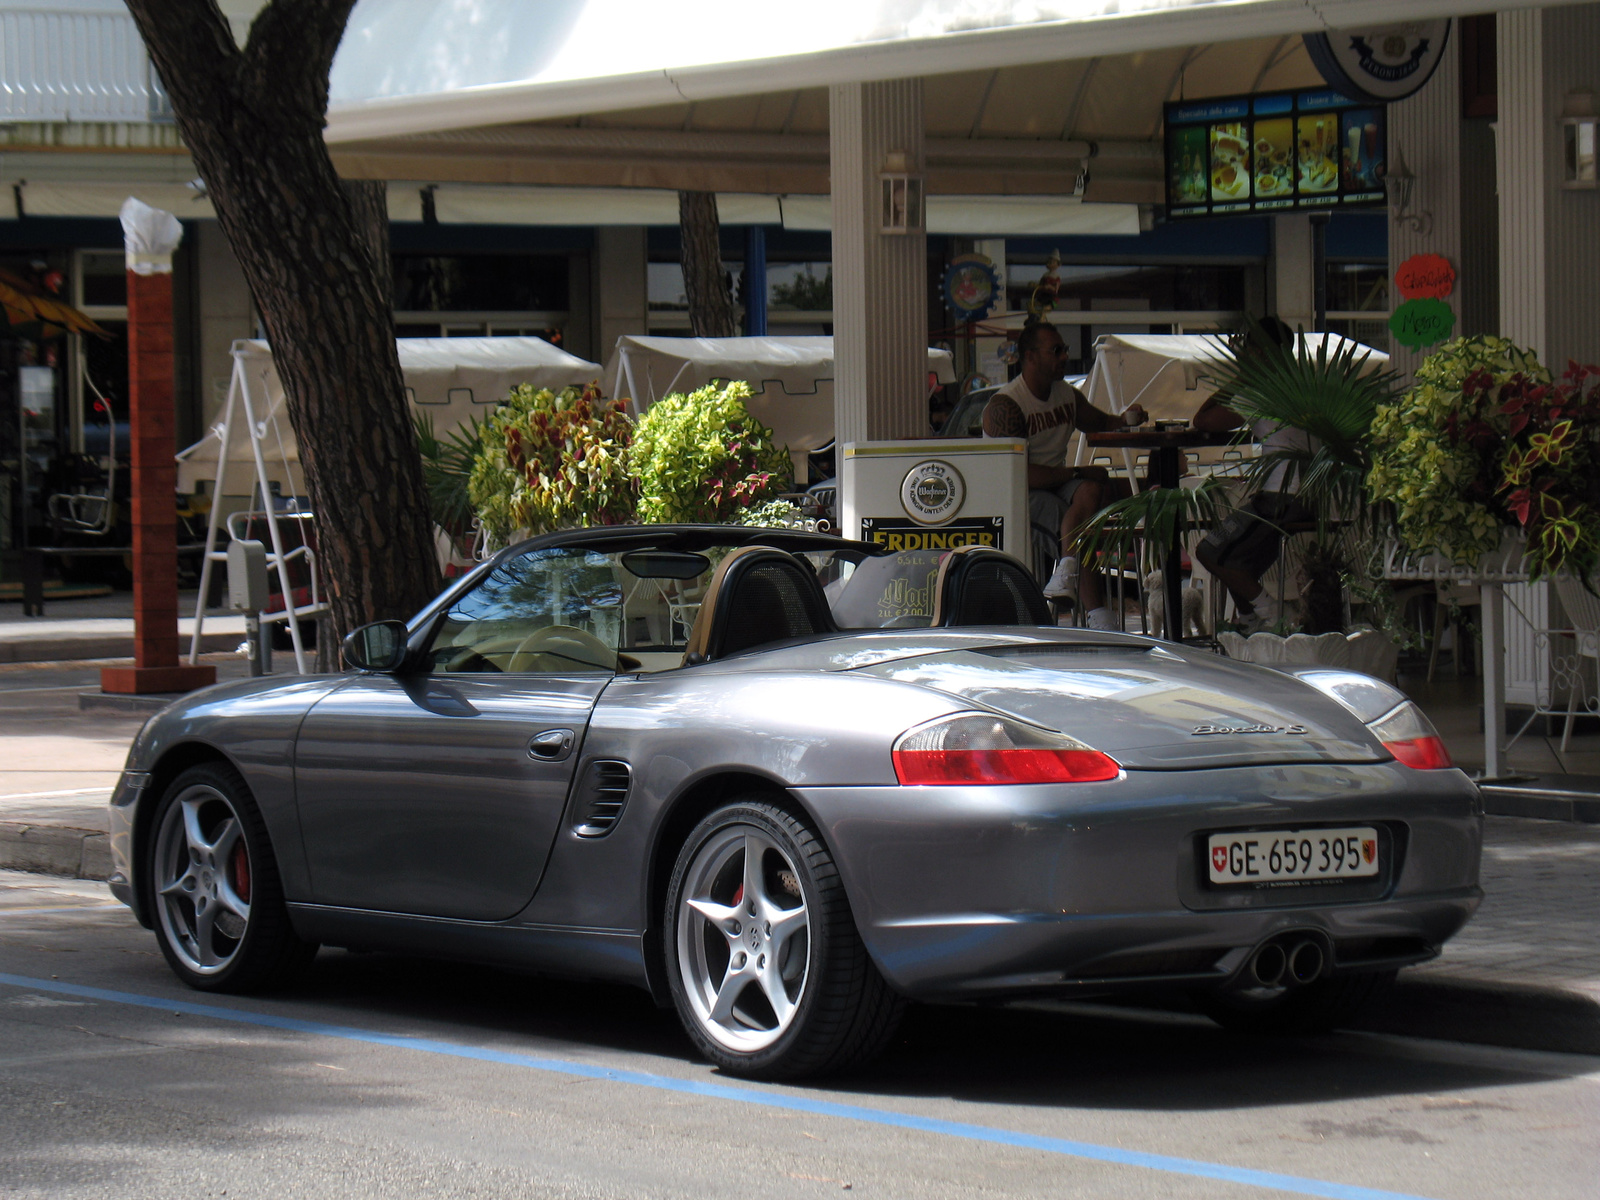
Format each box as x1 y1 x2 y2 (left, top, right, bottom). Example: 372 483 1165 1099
101 206 215 695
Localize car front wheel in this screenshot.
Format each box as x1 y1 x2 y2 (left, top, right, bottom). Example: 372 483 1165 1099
145 762 316 993
665 799 902 1079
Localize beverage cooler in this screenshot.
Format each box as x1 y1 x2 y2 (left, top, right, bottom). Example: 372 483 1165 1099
839 438 1028 558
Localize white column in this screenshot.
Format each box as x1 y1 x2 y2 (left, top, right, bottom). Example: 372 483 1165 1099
593 226 648 367
1497 8 1548 357
1271 215 1313 331
830 79 927 444
1499 3 1600 368
1387 45 1462 382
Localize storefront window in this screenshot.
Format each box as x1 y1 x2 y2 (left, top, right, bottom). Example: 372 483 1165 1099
392 254 568 313
1326 261 1389 353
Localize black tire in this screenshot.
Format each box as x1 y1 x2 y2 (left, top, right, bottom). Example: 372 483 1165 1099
1195 969 1397 1035
143 762 317 993
664 798 904 1080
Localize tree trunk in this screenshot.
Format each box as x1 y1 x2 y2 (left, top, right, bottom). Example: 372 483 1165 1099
678 191 736 338
125 0 439 639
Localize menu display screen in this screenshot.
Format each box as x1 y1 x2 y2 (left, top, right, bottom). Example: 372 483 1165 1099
1165 89 1386 218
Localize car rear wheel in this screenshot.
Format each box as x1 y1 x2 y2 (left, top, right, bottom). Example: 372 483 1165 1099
666 799 903 1079
1196 969 1397 1035
145 762 316 993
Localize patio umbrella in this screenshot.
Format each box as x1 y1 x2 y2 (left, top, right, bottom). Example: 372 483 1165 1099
0 268 106 338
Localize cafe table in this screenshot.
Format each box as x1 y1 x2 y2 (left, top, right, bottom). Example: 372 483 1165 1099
1084 427 1237 641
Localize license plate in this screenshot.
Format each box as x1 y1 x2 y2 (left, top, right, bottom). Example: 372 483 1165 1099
1207 827 1379 885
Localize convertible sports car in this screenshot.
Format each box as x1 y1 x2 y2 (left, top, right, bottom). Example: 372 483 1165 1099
108 525 1481 1079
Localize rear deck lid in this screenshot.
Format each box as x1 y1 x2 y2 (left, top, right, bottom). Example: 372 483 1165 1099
855 642 1386 768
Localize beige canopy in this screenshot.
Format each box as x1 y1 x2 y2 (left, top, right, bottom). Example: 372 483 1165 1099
1084 332 1391 422
177 336 601 496
605 334 958 479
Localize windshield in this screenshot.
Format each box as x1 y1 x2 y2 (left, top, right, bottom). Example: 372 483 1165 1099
426 541 941 675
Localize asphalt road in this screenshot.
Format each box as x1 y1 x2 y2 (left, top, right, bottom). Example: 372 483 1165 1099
1 873 1595 1200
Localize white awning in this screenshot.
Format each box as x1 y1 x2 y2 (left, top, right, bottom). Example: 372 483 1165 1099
177 336 602 494
327 0 1536 144
1084 332 1389 419
605 334 957 473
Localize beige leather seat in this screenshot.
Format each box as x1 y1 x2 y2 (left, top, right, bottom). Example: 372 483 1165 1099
929 545 1053 628
682 546 837 665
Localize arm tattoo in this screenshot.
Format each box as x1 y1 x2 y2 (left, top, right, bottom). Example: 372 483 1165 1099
983 396 1026 438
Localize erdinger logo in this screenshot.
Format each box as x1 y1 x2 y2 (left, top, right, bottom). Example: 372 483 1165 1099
900 460 966 526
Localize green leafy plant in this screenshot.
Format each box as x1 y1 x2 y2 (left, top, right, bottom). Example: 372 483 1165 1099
414 410 483 543
1367 336 1551 567
1366 338 1600 578
468 383 636 542
1072 322 1401 634
631 381 792 523
1209 321 1402 544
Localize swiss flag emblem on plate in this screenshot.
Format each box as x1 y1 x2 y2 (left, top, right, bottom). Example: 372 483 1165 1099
1362 839 1377 864
1211 846 1229 872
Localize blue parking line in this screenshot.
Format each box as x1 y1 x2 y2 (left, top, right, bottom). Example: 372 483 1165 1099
0 971 1438 1200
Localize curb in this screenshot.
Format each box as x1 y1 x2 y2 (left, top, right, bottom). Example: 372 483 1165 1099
1481 784 1600 824
79 691 181 714
0 822 112 880
1359 974 1600 1057
0 632 241 665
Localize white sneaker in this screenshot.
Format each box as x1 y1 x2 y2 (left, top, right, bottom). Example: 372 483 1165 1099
1087 606 1122 632
1044 555 1078 600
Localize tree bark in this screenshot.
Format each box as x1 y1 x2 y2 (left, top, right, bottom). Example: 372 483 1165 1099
125 0 439 638
677 191 736 338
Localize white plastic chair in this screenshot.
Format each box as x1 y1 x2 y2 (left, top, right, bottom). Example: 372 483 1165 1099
1552 576 1600 751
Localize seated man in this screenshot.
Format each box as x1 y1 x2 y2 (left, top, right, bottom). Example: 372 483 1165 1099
982 321 1145 631
1191 317 1310 632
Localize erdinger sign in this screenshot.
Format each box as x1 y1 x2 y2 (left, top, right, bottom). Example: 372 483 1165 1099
1305 20 1452 103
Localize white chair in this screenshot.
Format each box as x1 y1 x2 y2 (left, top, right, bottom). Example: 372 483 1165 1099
1552 577 1600 751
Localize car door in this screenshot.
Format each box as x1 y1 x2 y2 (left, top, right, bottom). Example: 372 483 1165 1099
294 546 626 921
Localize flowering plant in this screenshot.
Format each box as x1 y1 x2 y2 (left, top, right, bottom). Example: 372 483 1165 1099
468 383 636 541
1367 337 1600 578
630 381 792 524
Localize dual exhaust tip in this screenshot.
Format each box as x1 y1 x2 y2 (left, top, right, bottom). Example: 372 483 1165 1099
1248 933 1328 988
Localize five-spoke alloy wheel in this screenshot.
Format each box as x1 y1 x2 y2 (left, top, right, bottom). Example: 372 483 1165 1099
145 763 315 993
666 799 902 1079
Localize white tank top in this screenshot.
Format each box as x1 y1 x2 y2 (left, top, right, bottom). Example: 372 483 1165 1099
992 375 1077 467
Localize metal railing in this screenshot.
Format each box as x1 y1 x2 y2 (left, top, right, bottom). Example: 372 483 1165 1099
0 7 169 123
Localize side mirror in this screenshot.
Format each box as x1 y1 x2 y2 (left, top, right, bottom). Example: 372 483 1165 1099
342 620 410 673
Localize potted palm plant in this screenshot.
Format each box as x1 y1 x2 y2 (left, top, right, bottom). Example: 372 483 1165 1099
1072 318 1405 673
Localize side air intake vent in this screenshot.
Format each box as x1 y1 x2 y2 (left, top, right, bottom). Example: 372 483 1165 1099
573 760 632 837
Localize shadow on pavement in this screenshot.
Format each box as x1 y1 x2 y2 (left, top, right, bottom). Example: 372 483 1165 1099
264 949 1592 1111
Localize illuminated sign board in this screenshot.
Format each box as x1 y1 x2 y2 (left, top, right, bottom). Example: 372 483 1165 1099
1164 89 1386 218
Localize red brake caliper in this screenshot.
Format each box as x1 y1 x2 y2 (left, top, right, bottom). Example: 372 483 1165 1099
232 841 252 904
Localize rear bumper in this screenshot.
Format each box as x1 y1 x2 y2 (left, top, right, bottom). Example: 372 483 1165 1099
795 762 1482 1000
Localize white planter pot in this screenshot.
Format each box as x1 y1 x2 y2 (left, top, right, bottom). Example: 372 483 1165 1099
1216 628 1399 681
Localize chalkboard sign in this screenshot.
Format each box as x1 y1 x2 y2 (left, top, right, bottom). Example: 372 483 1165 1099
1165 89 1387 219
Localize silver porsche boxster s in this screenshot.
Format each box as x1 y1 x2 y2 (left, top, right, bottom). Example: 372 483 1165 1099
107 525 1481 1079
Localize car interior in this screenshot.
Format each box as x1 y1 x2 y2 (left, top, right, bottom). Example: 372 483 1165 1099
423 537 1054 676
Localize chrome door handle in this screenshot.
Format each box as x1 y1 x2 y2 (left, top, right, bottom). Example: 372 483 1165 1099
528 728 575 761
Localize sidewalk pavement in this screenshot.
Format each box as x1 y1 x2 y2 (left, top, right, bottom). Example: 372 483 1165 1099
0 589 245 663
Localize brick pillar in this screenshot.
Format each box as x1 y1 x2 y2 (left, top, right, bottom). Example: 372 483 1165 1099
101 267 215 694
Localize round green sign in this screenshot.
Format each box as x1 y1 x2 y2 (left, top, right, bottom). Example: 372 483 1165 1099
1389 297 1456 349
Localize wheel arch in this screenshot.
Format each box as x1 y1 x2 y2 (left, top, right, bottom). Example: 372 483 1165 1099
128 741 240 927
640 769 820 1008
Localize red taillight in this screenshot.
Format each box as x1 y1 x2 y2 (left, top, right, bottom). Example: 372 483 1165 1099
893 747 1120 785
1383 736 1453 770
892 713 1121 786
1368 702 1453 770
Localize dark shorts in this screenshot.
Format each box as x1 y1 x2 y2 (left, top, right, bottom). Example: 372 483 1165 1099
1198 492 1309 579
1028 478 1090 530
